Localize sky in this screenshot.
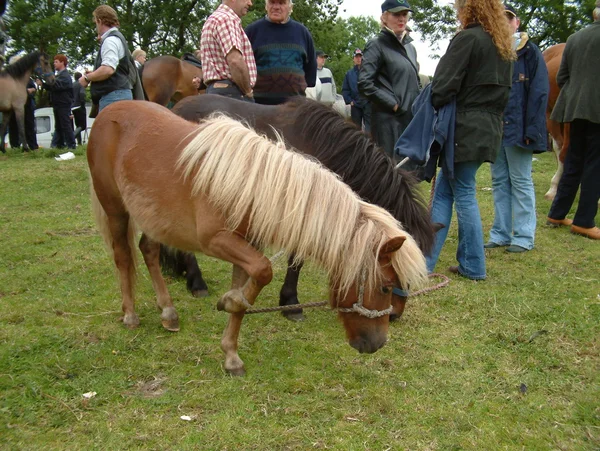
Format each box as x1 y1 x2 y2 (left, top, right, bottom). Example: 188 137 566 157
338 0 451 76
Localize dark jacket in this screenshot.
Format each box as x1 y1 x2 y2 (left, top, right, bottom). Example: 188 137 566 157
45 69 73 108
358 28 420 115
551 21 600 124
72 82 86 109
342 65 368 109
502 34 549 152
395 83 456 181
432 23 512 163
91 28 131 103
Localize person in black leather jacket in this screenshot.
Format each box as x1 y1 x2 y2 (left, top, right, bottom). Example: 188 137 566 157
358 0 420 159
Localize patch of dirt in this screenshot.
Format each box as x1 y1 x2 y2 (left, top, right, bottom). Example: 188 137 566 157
127 376 168 398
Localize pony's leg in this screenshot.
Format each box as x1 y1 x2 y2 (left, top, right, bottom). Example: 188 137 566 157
107 214 140 328
182 252 209 297
278 255 305 321
207 231 273 314
139 233 179 331
221 265 250 376
13 107 29 152
545 140 563 201
0 111 11 153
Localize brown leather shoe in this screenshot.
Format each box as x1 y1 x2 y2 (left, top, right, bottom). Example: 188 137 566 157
570 225 600 240
448 266 460 274
547 217 573 227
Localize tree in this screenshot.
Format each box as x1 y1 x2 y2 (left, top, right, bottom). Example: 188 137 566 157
409 0 597 52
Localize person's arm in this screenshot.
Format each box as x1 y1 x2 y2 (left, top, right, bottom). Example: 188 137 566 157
226 49 252 97
79 37 119 87
330 70 337 97
342 72 352 105
304 32 317 88
358 39 398 112
522 45 549 145
431 31 474 109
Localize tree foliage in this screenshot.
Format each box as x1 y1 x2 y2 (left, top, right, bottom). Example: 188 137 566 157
409 0 597 53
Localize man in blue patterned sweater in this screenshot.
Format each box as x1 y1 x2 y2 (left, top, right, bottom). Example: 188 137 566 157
245 0 317 105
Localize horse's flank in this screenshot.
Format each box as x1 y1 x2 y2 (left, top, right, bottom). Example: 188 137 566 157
177 114 427 295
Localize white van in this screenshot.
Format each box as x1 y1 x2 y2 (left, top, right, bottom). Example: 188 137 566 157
34 106 95 148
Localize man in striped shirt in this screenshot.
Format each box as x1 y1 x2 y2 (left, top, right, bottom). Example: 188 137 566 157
200 0 257 102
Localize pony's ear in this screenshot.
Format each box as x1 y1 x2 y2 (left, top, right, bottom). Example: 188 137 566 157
380 236 406 257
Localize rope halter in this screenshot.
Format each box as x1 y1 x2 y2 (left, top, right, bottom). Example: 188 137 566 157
337 268 394 319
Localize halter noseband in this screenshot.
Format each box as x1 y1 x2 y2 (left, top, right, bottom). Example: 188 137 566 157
337 268 394 319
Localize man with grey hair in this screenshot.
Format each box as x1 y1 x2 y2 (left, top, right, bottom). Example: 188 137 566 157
547 0 600 239
245 0 316 105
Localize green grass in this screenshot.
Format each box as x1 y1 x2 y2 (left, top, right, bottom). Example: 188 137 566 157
0 147 598 450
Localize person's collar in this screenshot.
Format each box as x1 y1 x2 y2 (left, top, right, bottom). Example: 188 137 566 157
218 4 241 22
383 26 410 44
265 14 291 24
100 26 119 41
515 32 529 51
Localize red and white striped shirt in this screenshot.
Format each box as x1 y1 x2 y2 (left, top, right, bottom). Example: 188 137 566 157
200 4 257 87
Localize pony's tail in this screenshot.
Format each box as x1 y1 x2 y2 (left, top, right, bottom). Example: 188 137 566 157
89 175 138 288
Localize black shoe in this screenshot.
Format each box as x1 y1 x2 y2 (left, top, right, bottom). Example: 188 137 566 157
505 245 529 253
484 242 506 249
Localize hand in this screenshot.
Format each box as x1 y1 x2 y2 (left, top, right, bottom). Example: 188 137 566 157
393 104 399 113
525 138 530 145
35 79 42 87
191 76 201 90
351 101 354 106
245 91 254 98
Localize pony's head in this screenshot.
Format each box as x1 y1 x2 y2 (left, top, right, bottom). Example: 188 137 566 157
331 236 408 353
35 52 55 84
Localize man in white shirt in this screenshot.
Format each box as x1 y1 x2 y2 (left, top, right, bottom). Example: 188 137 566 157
315 50 336 106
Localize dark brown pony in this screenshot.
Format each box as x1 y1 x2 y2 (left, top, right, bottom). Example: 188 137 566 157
543 43 570 201
0 51 54 152
87 101 427 375
167 95 437 320
141 55 203 106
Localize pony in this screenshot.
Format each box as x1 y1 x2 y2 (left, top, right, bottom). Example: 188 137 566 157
0 51 54 152
167 94 438 320
141 55 203 106
87 101 428 375
543 43 570 201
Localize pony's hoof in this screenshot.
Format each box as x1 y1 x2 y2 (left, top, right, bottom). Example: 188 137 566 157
160 307 179 332
122 313 140 329
217 290 249 313
282 311 305 322
226 366 246 377
192 289 209 298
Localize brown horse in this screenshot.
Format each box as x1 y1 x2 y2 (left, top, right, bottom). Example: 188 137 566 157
87 101 428 375
543 43 570 201
141 55 203 106
0 51 54 152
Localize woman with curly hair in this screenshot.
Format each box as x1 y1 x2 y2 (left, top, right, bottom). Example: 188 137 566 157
425 0 515 280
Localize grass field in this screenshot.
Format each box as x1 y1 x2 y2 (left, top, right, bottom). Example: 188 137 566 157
0 146 598 450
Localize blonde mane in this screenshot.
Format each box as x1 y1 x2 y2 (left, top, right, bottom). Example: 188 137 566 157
177 115 427 294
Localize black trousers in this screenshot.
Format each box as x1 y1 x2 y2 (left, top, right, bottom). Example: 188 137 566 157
206 80 254 103
371 107 412 161
7 103 37 149
350 104 372 134
53 105 76 149
548 119 600 227
72 107 87 145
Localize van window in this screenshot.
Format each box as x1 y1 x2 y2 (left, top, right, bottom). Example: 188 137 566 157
35 115 51 134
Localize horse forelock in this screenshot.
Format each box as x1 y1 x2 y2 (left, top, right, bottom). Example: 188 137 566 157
284 97 435 254
176 114 426 295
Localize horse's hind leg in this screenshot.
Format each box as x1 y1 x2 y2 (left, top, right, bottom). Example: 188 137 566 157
13 107 29 152
107 214 140 329
139 233 179 331
182 251 209 297
0 111 10 153
279 255 305 321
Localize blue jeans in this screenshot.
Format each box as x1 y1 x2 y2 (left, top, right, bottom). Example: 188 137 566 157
99 89 133 112
426 161 486 280
489 145 536 249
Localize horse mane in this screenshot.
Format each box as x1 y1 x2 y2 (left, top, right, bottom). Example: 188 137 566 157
2 51 40 79
281 97 436 255
177 115 427 295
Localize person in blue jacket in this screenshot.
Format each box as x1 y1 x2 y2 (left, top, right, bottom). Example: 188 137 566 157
485 4 549 253
342 48 371 133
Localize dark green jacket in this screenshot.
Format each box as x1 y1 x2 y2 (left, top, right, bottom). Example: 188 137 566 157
432 24 512 163
551 21 600 124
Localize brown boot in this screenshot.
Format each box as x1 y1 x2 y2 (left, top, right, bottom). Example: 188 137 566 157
547 217 573 227
570 225 600 240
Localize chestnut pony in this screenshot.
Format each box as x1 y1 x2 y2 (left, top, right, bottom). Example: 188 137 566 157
87 101 427 375
543 43 570 201
165 94 437 321
141 55 203 105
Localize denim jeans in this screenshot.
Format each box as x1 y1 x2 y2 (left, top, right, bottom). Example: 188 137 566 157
99 89 133 112
426 161 486 280
489 145 536 249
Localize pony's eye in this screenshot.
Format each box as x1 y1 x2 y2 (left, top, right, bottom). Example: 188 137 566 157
381 286 392 295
